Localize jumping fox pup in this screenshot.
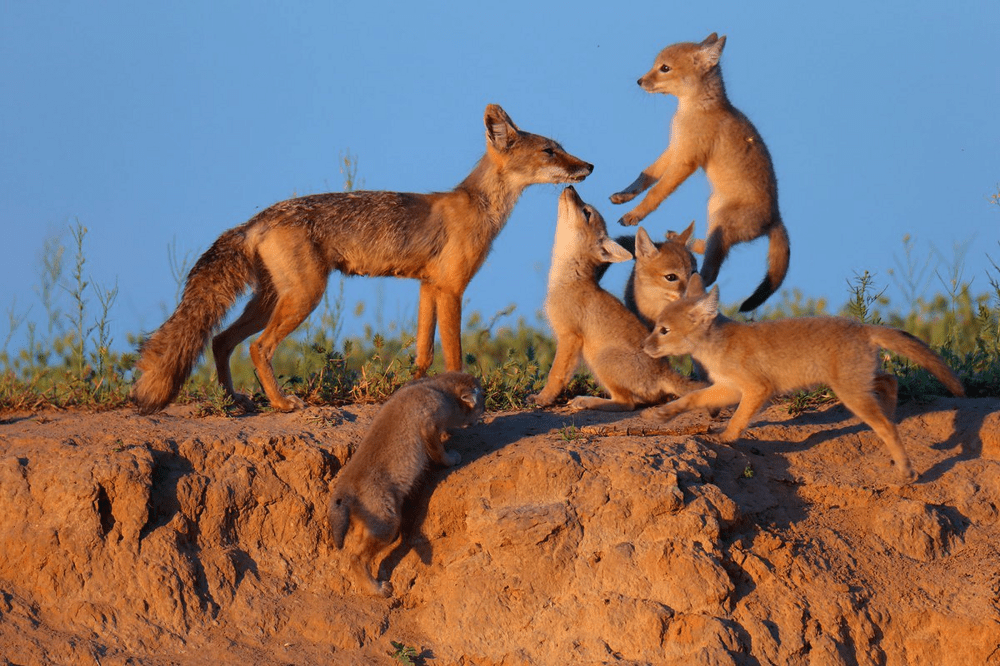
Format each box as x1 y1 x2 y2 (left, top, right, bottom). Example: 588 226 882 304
329 372 484 596
132 105 592 414
642 275 965 482
611 33 790 313
530 187 704 412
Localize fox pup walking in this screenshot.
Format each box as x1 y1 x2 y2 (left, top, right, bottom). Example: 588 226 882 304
611 33 790 312
133 105 592 413
329 372 484 596
642 275 965 482
531 187 703 412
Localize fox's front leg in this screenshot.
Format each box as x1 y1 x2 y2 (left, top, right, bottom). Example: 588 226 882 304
643 383 740 423
618 150 697 227
414 282 438 378
610 171 656 205
436 289 464 373
530 334 583 407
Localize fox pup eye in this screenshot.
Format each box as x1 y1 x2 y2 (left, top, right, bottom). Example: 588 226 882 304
543 147 555 156
664 273 678 282
582 207 592 220
659 64 671 73
658 326 669 335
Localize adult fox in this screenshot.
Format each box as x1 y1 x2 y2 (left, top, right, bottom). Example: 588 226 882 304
133 104 592 413
612 33 790 312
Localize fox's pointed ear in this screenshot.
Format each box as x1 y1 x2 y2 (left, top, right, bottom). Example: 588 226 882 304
666 220 696 246
694 285 720 320
701 32 719 45
635 227 658 260
485 104 519 151
685 272 706 298
600 237 633 263
700 34 726 67
461 385 482 411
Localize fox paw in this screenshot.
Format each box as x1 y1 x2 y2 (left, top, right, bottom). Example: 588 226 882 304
443 450 462 467
610 190 637 205
528 393 554 408
618 210 643 226
230 392 258 412
271 394 307 412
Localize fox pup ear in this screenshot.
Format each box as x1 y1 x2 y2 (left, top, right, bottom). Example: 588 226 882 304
699 34 726 66
635 227 658 260
599 237 633 263
666 220 696 246
485 104 519 151
694 285 720 321
685 272 706 298
701 32 719 45
460 386 482 411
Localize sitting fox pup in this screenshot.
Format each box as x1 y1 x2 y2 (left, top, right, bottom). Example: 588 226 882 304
329 372 484 596
622 222 698 328
531 186 703 412
642 275 965 482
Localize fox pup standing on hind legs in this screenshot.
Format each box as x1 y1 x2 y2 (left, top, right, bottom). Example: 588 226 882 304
642 274 965 482
530 187 704 412
611 33 790 312
329 372 484 597
132 104 592 414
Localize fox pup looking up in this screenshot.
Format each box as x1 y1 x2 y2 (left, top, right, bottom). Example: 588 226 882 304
642 275 965 482
530 187 704 412
611 33 790 312
329 372 484 597
133 104 592 414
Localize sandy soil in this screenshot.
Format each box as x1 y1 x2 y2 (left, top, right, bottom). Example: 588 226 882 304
0 395 998 665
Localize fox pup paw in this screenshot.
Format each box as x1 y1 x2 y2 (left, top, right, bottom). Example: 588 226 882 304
230 392 258 413
527 392 554 408
271 393 307 412
610 190 638 205
642 405 677 422
618 210 643 227
443 450 462 467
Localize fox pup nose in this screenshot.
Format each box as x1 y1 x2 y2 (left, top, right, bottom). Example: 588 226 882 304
636 77 644 86
584 163 594 174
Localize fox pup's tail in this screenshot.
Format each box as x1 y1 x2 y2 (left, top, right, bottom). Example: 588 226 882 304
740 223 790 312
868 327 966 397
132 228 254 414
329 491 352 549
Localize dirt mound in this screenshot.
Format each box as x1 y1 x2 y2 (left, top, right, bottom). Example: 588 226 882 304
1 397 998 665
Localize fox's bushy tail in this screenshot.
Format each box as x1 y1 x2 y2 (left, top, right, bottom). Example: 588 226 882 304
740 222 790 312
868 327 965 397
132 228 254 414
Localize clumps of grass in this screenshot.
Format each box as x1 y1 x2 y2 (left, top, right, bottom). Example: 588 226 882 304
1 220 133 411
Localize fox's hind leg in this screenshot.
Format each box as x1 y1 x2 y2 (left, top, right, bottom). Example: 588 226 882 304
212 286 275 411
834 383 915 483
873 372 898 421
251 232 327 411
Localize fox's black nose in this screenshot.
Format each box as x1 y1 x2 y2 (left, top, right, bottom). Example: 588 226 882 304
585 162 594 174
636 77 643 86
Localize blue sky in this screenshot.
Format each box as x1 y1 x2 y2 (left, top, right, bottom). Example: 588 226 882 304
2 1 998 357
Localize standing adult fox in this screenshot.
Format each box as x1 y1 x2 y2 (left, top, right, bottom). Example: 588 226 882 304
611 33 790 312
133 104 593 413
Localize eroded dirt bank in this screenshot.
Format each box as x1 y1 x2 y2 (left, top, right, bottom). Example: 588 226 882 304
1 397 998 665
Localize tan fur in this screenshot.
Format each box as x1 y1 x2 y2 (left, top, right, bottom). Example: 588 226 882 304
611 33 790 312
627 222 699 328
530 187 704 412
132 105 592 413
328 372 484 596
642 275 965 482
